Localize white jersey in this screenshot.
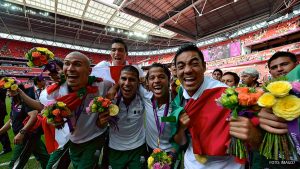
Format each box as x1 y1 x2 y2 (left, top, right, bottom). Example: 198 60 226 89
109 94 145 150
140 87 173 152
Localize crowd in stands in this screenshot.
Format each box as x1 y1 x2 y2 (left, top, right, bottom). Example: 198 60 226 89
241 16 300 45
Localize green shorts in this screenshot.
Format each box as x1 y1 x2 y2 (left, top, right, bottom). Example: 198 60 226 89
109 144 146 169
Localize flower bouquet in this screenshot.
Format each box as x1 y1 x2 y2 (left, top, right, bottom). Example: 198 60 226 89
25 47 55 67
86 96 119 130
216 87 263 161
258 79 300 161
147 148 172 169
0 77 19 90
42 101 72 128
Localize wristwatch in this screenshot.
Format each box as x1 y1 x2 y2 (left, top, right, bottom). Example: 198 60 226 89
19 129 27 135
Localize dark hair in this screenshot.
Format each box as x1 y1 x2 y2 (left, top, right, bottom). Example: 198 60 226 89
223 72 240 86
146 63 171 81
174 44 205 66
53 58 63 69
33 76 44 85
213 69 223 76
267 51 297 68
112 38 128 54
120 65 139 80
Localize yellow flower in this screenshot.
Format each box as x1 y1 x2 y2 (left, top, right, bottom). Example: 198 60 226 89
266 81 292 97
147 156 154 168
175 79 181 86
10 84 18 91
57 102 66 108
257 93 276 108
46 51 55 59
36 47 48 52
272 95 300 121
7 78 14 83
4 82 11 89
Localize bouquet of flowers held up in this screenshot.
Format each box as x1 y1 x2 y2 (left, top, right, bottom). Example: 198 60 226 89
258 78 300 161
147 148 172 169
86 96 119 130
0 77 19 91
42 101 72 129
216 87 263 162
25 47 55 67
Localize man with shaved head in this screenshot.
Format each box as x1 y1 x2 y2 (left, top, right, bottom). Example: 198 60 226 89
39 51 113 169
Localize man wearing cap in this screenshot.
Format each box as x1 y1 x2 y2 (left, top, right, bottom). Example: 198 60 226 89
240 68 260 88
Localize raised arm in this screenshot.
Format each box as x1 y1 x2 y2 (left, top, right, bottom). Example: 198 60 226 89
18 88 44 112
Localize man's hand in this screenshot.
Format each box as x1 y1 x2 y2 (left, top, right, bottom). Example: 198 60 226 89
230 117 262 149
179 112 190 131
106 84 119 100
97 112 110 128
14 133 25 145
173 112 190 146
258 108 288 134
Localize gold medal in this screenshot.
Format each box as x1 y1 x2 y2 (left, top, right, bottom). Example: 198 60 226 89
194 154 207 164
109 104 119 116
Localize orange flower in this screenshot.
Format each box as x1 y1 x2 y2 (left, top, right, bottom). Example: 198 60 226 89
0 80 5 88
97 97 104 102
250 91 264 101
102 99 111 108
60 110 70 117
52 109 61 116
32 51 41 58
153 148 162 153
238 92 262 106
238 93 253 106
235 87 249 94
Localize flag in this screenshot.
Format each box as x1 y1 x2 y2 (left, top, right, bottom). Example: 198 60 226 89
171 84 231 156
91 66 124 84
185 87 231 156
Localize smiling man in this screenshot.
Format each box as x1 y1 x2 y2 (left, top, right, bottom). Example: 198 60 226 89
40 51 113 169
267 51 298 78
108 65 146 169
171 44 260 169
143 63 178 166
95 38 128 67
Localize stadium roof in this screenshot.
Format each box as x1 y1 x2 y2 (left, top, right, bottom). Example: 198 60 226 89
0 0 299 52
